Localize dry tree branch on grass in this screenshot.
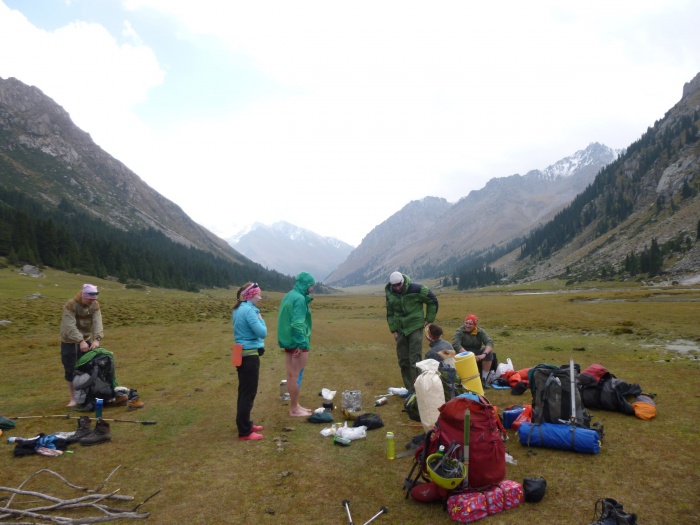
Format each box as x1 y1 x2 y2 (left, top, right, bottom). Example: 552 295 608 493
0 466 162 523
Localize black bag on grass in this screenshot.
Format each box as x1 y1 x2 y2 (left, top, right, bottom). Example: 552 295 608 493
523 477 547 502
353 413 384 430
579 364 642 415
529 364 590 427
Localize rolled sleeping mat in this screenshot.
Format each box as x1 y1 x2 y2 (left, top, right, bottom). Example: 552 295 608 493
454 352 484 395
518 422 601 454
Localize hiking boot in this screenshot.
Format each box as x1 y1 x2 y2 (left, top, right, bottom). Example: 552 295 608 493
590 498 624 525
79 418 111 446
239 432 263 441
481 379 491 390
614 510 638 525
127 399 144 411
108 394 128 406
128 389 139 401
68 416 93 443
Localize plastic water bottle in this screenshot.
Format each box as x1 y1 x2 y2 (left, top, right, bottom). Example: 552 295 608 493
386 431 396 460
388 387 409 397
279 380 290 401
95 398 103 418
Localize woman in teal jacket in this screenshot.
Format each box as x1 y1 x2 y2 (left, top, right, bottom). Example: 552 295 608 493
233 282 267 440
277 272 315 417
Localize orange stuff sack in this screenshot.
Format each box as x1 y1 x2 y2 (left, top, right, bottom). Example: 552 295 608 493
510 404 532 431
515 368 531 386
504 370 522 387
632 395 657 420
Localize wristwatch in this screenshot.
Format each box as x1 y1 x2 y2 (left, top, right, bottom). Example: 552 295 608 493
96 337 102 342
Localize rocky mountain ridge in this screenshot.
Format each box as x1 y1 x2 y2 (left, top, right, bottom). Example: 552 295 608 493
327 72 699 287
326 142 621 286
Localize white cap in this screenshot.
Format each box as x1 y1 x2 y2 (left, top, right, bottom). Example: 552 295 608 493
389 271 404 285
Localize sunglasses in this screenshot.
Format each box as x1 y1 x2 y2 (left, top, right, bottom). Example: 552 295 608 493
85 292 99 297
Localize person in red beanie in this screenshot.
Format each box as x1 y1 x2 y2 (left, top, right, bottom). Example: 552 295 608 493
451 314 497 389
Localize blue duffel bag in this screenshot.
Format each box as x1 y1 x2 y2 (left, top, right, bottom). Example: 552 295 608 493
518 422 601 454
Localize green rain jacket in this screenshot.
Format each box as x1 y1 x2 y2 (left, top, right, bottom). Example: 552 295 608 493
277 272 316 350
385 274 438 336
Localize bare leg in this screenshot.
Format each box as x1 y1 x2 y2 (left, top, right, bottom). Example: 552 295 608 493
67 380 77 407
286 351 311 416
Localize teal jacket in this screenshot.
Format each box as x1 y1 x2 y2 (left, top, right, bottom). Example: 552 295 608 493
277 272 315 350
385 274 438 336
233 301 267 357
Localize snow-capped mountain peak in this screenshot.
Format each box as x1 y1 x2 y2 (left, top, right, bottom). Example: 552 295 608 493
527 142 622 182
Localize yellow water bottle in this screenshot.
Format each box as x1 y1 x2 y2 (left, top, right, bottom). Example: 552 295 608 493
386 431 396 460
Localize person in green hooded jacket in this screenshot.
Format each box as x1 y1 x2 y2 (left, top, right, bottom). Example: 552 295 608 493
385 271 438 391
278 271 316 417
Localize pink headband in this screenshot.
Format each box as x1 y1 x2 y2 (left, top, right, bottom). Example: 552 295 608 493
82 284 98 299
242 285 261 301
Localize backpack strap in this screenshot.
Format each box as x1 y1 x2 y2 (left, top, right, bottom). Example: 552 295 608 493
404 429 435 499
526 423 540 456
532 372 556 424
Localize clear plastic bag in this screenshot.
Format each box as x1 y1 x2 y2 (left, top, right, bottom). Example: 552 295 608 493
335 424 367 441
341 390 362 411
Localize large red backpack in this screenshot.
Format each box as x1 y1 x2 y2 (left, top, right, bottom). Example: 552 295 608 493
408 395 507 492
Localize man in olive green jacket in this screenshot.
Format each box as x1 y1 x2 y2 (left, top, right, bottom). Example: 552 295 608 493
385 271 438 391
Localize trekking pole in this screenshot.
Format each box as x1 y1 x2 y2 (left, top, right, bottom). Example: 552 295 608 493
342 499 354 525
362 506 388 525
569 358 576 425
463 405 470 473
10 414 157 425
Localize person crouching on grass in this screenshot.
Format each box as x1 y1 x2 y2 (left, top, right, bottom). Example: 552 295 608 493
233 282 267 441
277 272 315 417
60 284 104 407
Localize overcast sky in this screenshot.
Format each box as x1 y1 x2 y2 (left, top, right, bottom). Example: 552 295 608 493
1 1 698 246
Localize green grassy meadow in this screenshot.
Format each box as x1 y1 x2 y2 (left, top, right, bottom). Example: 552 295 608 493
1 268 699 524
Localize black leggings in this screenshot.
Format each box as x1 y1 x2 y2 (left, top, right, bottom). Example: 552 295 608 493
236 355 260 437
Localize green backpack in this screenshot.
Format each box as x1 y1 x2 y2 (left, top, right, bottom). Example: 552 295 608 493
0 415 16 430
403 393 421 422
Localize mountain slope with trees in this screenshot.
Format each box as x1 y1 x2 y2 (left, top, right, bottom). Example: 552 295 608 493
0 76 293 291
477 72 700 287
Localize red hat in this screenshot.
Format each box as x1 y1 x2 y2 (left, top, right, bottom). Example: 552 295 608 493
465 314 478 325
